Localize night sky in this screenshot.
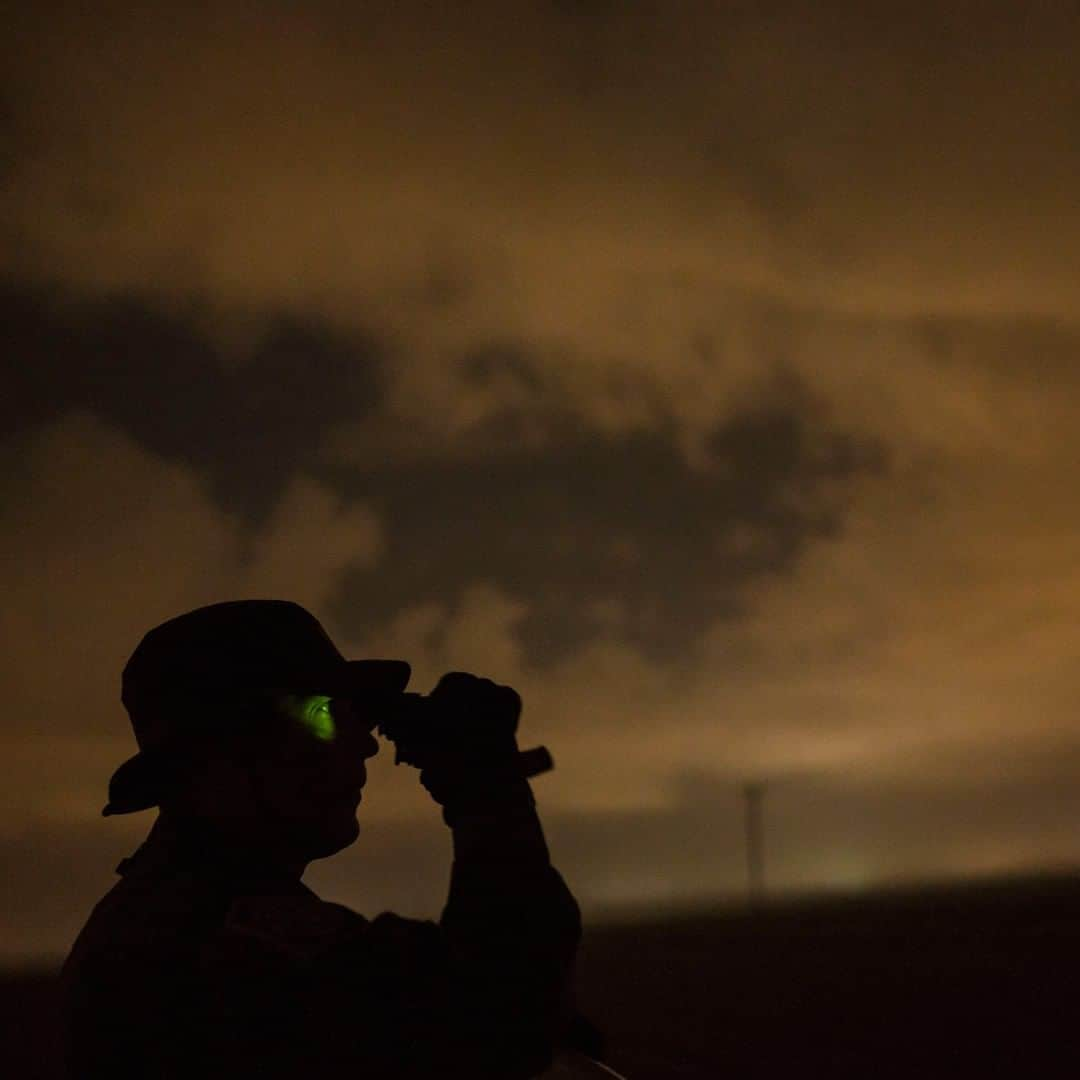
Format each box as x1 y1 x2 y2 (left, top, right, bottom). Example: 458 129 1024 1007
4 3 1080 963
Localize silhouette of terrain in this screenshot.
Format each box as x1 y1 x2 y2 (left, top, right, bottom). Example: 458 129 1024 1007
7 872 1080 1078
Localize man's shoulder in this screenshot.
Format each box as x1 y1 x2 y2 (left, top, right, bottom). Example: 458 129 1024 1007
213 892 368 965
208 894 443 973
201 896 449 1036
65 866 220 975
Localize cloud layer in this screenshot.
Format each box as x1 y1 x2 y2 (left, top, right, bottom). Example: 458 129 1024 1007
3 3 1080 960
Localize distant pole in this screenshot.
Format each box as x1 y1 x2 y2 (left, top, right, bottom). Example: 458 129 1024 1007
742 781 766 907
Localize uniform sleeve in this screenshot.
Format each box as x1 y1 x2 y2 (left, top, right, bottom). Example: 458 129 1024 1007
200 800 580 1078
438 798 583 1077
349 795 581 1078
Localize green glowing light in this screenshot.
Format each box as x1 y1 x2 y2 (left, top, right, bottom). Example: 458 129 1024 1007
279 694 337 742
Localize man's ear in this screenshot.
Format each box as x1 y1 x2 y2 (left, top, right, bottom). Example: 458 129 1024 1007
167 752 261 823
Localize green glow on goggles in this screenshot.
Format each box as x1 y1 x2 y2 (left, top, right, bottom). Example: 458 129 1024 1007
277 694 337 742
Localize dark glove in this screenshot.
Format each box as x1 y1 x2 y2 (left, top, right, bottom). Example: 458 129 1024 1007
413 672 534 824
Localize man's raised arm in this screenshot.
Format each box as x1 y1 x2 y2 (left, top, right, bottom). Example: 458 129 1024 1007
412 673 582 1076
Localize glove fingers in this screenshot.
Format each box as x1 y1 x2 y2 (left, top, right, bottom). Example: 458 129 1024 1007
429 672 522 737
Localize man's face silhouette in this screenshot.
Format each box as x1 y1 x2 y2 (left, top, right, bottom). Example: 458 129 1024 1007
169 693 382 865
253 694 382 859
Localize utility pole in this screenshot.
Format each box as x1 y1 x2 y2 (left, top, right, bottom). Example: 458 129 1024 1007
742 781 766 908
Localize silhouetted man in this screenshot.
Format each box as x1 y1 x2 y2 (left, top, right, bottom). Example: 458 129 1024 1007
61 600 582 1079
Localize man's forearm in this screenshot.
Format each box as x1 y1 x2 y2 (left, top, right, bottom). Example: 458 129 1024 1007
448 782 550 866
442 778 577 936
441 784 581 1076
442 781 579 967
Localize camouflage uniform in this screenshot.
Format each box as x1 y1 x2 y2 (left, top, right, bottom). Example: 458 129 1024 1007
62 809 581 1079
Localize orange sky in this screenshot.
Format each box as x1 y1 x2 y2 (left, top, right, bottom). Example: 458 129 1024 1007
3 2 1080 963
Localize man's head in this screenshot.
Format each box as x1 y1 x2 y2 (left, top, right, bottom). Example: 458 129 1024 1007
106 601 410 863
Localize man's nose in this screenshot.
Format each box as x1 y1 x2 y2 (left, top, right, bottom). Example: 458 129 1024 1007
360 731 380 760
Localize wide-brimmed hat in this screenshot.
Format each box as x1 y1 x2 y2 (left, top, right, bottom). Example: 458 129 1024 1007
103 600 410 816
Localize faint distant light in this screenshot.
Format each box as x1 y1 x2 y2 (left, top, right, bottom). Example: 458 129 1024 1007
816 853 873 892
592 872 684 909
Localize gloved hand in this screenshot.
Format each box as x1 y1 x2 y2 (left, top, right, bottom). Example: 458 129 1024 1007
413 672 533 823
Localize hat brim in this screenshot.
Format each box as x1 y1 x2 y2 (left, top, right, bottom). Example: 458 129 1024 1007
330 659 412 697
102 657 411 816
102 749 170 816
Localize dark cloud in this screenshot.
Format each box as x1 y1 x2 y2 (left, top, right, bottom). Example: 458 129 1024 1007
1 284 386 520
461 342 549 393
2 1 1077 328
703 129 809 235
2 281 885 673
329 376 885 668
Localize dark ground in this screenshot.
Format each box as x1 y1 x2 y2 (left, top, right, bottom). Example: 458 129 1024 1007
6 873 1080 1078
